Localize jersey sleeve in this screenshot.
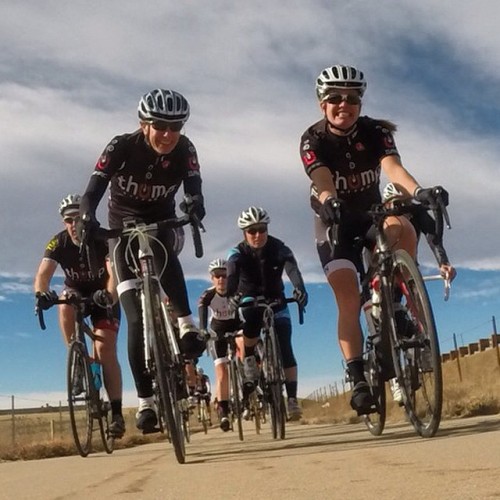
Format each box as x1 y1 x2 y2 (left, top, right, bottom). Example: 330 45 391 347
300 126 327 178
372 122 400 161
182 139 203 196
42 235 61 262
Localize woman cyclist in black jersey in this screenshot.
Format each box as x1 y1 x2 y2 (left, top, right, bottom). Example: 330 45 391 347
198 258 243 431
79 89 207 432
299 65 449 415
226 207 308 420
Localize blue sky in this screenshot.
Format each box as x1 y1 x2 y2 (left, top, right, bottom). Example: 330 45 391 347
1 1 499 408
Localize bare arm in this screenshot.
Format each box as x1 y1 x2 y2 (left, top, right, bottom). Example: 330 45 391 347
381 155 420 197
310 166 338 203
34 259 58 294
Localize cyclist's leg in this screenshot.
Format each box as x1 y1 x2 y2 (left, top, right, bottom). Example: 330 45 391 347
154 230 205 358
57 290 77 345
275 314 302 419
384 215 417 256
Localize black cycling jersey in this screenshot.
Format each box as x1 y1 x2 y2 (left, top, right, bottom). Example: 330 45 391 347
198 287 241 333
300 116 399 214
226 235 305 300
81 130 202 228
43 231 109 294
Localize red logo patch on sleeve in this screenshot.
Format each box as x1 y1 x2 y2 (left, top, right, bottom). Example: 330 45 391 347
302 151 317 166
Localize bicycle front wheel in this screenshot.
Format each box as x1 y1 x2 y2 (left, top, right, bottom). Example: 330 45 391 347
390 249 443 438
98 399 114 454
229 358 244 441
263 330 286 440
143 280 186 464
67 342 93 457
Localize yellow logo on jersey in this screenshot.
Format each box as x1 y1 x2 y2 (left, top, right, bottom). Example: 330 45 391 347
45 237 58 251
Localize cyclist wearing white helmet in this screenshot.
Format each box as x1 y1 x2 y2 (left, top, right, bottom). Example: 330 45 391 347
34 195 125 438
300 65 450 415
79 88 206 433
198 258 242 431
226 207 308 420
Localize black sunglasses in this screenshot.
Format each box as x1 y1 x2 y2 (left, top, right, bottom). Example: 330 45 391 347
325 93 362 105
63 216 81 224
149 120 184 132
212 271 227 279
246 224 268 235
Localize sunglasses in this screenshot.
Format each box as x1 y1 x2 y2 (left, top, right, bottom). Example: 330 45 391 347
325 93 362 105
212 272 227 279
149 120 184 132
246 224 268 235
63 216 81 224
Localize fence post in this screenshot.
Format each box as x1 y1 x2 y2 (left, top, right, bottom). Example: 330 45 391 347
453 333 462 382
11 395 15 445
59 401 63 438
492 316 500 367
51 420 55 441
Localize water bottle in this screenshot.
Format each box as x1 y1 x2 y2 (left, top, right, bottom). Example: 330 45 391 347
371 275 382 320
90 361 102 391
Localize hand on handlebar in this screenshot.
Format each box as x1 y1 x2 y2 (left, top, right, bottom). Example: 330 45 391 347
180 194 206 221
293 287 308 309
414 186 449 207
35 290 59 311
319 196 343 226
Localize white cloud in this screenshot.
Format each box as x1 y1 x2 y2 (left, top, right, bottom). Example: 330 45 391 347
1 1 499 278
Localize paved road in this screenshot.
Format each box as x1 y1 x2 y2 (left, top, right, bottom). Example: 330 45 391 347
1 415 499 500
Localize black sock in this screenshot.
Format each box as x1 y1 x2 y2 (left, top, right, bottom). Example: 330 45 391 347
347 358 365 385
111 400 122 416
285 381 298 399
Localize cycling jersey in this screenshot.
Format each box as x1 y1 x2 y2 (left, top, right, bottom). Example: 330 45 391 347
42 231 109 294
300 116 399 214
81 130 202 228
198 286 242 359
196 374 211 395
226 235 305 300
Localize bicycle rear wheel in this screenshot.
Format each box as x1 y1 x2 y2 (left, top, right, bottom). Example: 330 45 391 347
143 281 186 464
390 249 442 438
229 358 244 441
67 342 93 457
263 330 286 440
362 345 386 436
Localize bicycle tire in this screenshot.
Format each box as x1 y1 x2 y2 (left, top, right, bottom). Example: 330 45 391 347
142 281 186 464
362 347 386 436
229 358 244 441
264 329 286 440
98 399 114 454
67 342 93 457
248 391 262 435
389 249 443 438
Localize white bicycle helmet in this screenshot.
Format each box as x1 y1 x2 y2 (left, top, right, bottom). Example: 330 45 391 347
59 194 81 216
316 65 367 101
237 206 270 229
382 183 403 203
138 89 190 122
208 258 227 274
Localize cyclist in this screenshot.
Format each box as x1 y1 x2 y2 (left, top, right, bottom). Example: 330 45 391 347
198 258 243 432
79 89 207 432
34 194 125 438
226 207 308 421
194 367 212 425
299 65 449 415
382 182 456 403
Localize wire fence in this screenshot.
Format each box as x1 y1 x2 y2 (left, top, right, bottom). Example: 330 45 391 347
306 315 499 403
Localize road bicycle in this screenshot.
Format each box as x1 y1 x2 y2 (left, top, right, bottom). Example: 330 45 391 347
334 189 451 438
194 391 211 434
88 209 204 464
36 294 115 457
248 297 303 440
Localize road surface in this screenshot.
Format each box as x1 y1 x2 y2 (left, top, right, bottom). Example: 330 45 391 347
1 414 499 499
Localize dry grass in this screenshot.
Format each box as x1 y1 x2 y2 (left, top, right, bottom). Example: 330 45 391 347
302 347 500 425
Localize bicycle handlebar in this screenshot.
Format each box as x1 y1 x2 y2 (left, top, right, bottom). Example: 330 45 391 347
423 274 451 301
241 296 304 325
35 294 95 331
